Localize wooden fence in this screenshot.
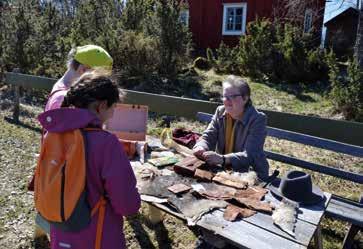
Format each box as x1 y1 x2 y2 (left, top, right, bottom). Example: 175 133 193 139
4 72 363 147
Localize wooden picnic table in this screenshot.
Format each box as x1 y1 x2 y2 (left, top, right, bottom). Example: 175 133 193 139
131 160 332 249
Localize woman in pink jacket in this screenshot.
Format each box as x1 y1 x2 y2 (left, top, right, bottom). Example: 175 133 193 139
38 71 141 249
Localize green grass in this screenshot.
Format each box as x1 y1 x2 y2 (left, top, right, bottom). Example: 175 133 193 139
195 69 336 118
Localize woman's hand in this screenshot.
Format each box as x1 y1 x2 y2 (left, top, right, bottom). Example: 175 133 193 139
193 146 206 159
202 151 223 166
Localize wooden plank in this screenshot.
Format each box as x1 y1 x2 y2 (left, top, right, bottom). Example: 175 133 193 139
265 192 331 226
197 210 307 249
124 90 219 119
267 127 363 158
261 109 363 148
240 208 316 247
313 225 323 249
342 195 363 248
265 151 363 184
196 112 363 158
12 85 20 123
5 72 55 90
325 195 363 227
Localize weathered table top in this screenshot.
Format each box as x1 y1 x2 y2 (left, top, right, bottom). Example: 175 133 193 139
131 161 332 249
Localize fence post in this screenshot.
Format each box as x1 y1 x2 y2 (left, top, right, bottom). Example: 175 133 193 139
12 68 21 123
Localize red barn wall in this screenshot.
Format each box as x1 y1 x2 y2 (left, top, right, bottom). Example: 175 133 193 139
188 0 325 49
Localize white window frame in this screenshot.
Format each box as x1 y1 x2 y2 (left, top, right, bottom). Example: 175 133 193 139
222 3 247 36
303 8 313 33
180 9 189 27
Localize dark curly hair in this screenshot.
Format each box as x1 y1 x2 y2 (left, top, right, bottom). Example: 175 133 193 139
62 71 123 108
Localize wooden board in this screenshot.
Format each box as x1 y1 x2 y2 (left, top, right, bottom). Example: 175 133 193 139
197 210 306 249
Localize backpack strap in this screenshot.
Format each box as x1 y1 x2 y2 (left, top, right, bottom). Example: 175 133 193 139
91 196 107 249
82 127 106 249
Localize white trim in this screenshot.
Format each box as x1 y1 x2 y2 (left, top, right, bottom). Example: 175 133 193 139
222 3 247 36
303 8 313 33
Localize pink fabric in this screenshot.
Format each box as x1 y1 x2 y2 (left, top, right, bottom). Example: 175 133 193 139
44 80 69 111
38 108 141 249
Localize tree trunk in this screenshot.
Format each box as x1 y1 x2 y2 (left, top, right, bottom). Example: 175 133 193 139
355 0 363 69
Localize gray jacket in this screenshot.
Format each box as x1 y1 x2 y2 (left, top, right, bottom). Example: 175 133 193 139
194 105 269 180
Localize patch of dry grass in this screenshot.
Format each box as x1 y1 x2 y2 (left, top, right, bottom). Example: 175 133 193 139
195 69 336 118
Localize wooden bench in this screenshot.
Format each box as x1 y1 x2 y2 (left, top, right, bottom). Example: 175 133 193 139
196 112 363 248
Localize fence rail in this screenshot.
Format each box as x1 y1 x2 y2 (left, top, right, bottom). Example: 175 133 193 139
4 72 363 147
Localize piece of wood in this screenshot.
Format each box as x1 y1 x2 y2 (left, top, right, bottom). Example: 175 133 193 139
12 85 20 123
197 210 307 249
266 127 363 158
11 69 21 123
325 195 363 227
264 151 363 184
313 225 323 249
342 195 363 249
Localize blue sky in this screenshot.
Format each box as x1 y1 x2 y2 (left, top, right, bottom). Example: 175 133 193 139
324 0 358 23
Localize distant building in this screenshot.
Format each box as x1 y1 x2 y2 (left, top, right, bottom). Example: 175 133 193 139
183 0 326 49
325 7 359 58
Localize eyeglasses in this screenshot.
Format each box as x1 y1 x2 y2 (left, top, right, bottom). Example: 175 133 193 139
221 94 242 101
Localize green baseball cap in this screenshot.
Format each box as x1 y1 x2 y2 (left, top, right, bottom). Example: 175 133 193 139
74 45 113 69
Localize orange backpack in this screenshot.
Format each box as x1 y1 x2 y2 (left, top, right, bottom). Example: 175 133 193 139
34 128 106 249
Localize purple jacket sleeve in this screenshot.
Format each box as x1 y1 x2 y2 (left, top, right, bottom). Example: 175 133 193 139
101 135 141 216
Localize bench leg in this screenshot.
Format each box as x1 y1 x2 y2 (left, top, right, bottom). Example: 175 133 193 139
342 223 361 249
313 225 323 249
147 203 164 225
342 195 363 249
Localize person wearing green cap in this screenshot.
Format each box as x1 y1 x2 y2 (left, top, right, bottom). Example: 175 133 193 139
31 45 113 244
45 45 113 111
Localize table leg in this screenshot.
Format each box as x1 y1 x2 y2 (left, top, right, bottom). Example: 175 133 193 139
313 224 323 249
147 203 164 225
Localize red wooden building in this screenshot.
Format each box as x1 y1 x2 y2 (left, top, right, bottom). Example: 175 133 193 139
183 0 326 49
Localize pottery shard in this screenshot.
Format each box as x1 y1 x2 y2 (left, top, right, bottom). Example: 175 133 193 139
168 183 191 194
234 186 268 200
194 169 214 181
212 172 248 189
195 184 237 200
174 156 205 176
234 197 273 214
223 204 256 221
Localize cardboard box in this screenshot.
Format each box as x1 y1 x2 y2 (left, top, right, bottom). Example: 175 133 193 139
104 104 148 141
104 104 148 160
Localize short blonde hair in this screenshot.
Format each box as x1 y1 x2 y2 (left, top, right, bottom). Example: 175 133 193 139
222 75 252 106
66 48 81 70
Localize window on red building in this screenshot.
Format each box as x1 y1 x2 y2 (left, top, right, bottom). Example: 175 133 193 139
222 3 247 36
180 9 189 27
304 8 313 33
